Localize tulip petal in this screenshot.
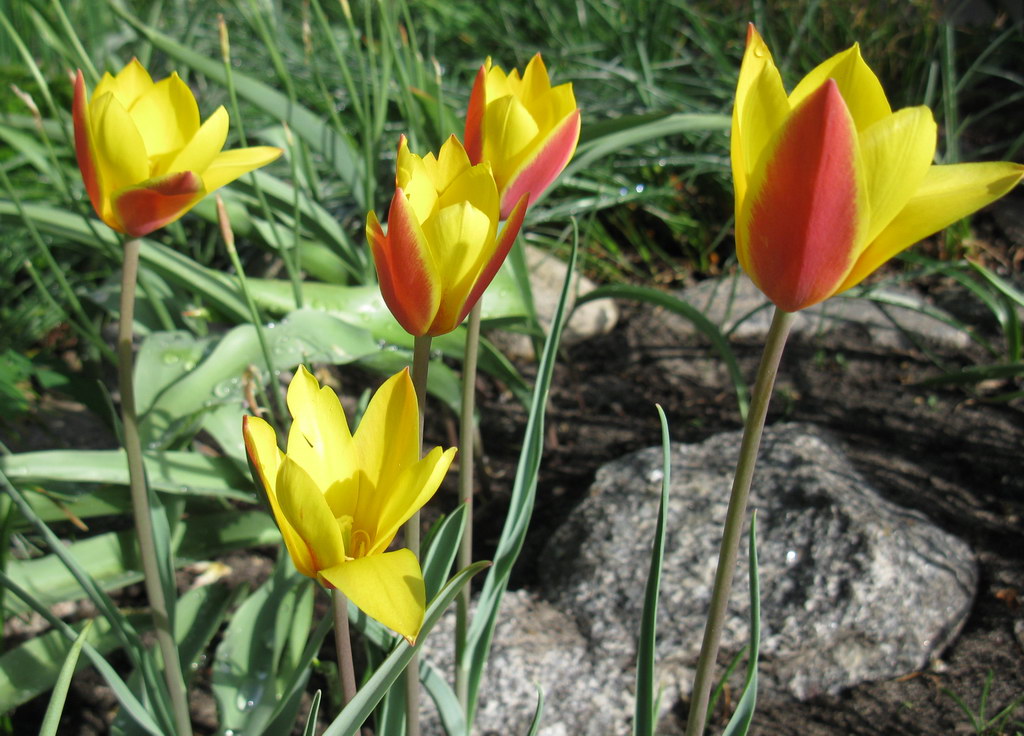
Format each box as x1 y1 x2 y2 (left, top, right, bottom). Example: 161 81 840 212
89 93 149 211
72 71 103 220
167 106 230 177
277 456 346 571
859 106 937 245
433 136 475 196
129 73 200 166
94 59 153 108
732 25 790 207
285 366 355 492
319 549 425 643
464 63 488 164
242 415 315 578
199 146 283 193
368 190 441 337
455 191 528 329
369 446 457 556
112 170 203 237
788 43 890 131
740 79 868 312
424 200 496 333
839 161 1024 292
351 369 419 515
482 94 540 189
500 107 580 217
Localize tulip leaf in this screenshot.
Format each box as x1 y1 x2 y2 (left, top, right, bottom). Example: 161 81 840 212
463 234 578 726
321 560 490 736
721 514 762 736
421 503 468 602
633 405 672 736
576 284 750 419
212 557 313 735
109 3 365 207
0 449 252 502
4 510 279 615
302 691 322 736
525 684 546 736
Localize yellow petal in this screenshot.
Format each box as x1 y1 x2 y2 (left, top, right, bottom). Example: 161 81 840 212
519 53 552 102
788 43 891 131
128 73 200 163
243 416 315 578
859 106 937 246
276 456 346 571
732 25 790 207
168 106 229 176
319 549 425 643
433 136 474 195
198 146 282 192
351 370 419 516
398 141 440 226
285 366 356 491
369 446 456 555
101 59 154 108
89 93 150 203
839 161 1024 292
423 200 496 329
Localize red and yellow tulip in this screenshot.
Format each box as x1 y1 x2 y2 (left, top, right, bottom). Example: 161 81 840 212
464 53 581 218
733 26 1024 312
366 135 527 337
73 59 281 237
242 366 456 643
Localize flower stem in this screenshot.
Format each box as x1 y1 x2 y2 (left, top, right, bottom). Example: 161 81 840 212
455 303 482 709
118 238 192 736
405 334 432 736
332 589 358 707
683 306 795 736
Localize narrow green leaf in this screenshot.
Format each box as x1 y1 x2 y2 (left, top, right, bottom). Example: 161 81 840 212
634 405 672 736
525 684 546 736
421 503 468 601
721 514 761 736
39 620 94 736
302 691 322 736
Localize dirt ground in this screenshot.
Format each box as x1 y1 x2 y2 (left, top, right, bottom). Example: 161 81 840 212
5 273 1024 734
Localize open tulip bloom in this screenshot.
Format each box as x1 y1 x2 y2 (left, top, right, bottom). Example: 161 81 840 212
366 135 527 337
73 59 281 237
465 53 581 218
242 366 456 643
733 25 1024 313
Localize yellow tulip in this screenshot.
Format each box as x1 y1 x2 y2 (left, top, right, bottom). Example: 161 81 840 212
242 366 456 643
366 135 526 337
464 53 581 218
73 59 281 237
733 25 1024 312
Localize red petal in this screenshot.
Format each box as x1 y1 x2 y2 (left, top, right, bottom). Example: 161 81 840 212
464 64 488 166
500 109 580 218
72 70 104 222
745 80 862 312
113 170 204 237
369 190 439 337
449 191 528 332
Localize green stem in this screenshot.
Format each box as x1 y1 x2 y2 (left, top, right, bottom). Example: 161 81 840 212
332 590 358 708
454 303 482 710
683 306 795 736
405 334 432 736
119 238 192 736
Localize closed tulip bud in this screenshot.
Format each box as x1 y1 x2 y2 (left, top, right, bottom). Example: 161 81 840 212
464 53 580 218
73 59 281 237
366 135 527 337
733 25 1024 312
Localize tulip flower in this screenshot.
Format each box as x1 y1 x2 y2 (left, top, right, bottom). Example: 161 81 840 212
73 59 281 237
464 53 581 218
733 25 1024 313
242 366 456 643
366 135 527 337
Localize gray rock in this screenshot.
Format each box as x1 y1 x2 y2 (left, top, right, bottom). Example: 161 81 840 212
488 245 619 359
667 275 971 350
422 590 633 736
539 423 978 701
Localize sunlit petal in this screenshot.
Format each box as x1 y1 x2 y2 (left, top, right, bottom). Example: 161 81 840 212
276 457 346 571
788 43 890 130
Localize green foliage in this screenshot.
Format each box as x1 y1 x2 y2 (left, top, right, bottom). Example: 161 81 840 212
943 671 1024 736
